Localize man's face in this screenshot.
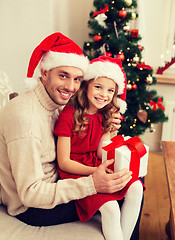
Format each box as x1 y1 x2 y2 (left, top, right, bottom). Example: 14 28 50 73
41 66 84 105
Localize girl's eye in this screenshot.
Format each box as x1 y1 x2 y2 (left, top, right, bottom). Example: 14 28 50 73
108 89 114 93
95 85 101 89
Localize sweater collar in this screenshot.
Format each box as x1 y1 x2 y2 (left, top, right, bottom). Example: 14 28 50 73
34 81 63 111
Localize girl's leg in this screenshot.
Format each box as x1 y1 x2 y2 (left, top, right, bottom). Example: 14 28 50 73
99 201 123 240
120 180 143 240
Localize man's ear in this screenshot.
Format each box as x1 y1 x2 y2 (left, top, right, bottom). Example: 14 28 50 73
41 69 48 85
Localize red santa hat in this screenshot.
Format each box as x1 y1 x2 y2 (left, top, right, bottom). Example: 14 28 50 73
24 32 89 91
84 55 127 113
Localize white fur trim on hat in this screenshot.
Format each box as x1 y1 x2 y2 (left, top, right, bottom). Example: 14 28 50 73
40 51 89 74
23 77 39 92
84 61 125 95
117 98 127 114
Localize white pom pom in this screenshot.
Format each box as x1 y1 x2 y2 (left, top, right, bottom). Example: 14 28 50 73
23 77 39 92
117 98 127 114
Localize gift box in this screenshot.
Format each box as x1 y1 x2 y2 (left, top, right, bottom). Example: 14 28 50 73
102 135 149 178
131 29 139 38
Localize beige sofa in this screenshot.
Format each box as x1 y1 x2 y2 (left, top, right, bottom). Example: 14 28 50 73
0 203 104 240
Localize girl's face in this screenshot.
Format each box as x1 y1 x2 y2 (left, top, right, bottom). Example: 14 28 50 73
87 77 116 114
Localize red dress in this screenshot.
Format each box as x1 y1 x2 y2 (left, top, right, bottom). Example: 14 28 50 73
54 103 144 222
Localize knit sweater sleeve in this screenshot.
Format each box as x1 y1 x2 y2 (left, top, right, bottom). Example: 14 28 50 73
7 135 96 210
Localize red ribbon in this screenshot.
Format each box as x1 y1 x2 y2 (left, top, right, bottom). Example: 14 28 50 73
102 135 147 178
92 4 109 17
137 62 152 70
150 97 165 111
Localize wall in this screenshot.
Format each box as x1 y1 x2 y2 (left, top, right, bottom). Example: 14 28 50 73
0 0 93 94
140 80 175 152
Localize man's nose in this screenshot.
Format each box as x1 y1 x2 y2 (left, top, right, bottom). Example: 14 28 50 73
65 79 75 92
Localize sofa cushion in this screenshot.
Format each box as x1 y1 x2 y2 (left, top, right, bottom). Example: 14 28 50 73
0 204 104 240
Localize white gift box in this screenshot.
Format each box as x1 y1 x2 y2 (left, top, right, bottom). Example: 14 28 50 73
102 136 149 177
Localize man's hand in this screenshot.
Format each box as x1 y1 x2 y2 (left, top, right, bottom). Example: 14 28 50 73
111 112 123 131
92 159 132 193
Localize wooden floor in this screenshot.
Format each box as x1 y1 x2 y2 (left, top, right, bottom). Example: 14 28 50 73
139 152 170 240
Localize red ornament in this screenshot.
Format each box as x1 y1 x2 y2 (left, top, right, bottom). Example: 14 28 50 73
138 45 143 51
94 35 102 42
132 83 137 90
119 9 127 18
131 29 138 38
118 51 125 61
105 51 112 57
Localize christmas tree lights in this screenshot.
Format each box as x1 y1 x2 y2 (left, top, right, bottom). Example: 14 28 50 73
83 0 168 137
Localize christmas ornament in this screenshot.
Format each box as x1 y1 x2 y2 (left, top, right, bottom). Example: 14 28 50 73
113 21 119 38
105 51 112 57
146 75 153 84
137 62 152 70
131 29 138 38
92 4 109 17
150 98 165 111
132 83 137 90
138 45 143 51
137 110 148 123
94 14 107 27
127 83 132 90
133 54 140 63
119 9 127 18
118 51 125 61
94 35 102 42
123 25 131 31
125 0 132 7
102 43 112 57
131 12 136 20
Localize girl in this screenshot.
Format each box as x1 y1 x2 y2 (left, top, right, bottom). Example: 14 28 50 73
54 56 144 240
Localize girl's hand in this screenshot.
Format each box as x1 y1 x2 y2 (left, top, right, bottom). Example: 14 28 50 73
110 112 123 132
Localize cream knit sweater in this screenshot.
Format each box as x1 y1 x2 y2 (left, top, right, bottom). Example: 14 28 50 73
0 82 96 216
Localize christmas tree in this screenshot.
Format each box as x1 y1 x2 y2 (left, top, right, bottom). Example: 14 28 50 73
83 0 168 137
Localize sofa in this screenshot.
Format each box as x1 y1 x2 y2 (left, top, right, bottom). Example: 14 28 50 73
0 203 105 240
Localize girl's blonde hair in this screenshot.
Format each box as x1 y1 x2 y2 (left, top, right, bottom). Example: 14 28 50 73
71 79 120 135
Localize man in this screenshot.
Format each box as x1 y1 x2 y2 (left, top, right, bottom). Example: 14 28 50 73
0 32 132 227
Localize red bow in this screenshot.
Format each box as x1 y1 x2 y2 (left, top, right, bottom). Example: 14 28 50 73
137 62 152 70
150 97 165 111
92 4 109 17
102 135 146 178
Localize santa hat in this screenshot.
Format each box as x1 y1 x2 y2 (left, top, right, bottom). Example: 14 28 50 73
24 32 89 91
84 56 127 113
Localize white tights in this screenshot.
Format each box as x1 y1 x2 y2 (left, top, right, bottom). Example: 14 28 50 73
99 180 143 240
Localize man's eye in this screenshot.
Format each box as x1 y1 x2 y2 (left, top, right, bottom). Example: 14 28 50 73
74 78 81 82
59 74 66 79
